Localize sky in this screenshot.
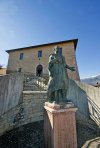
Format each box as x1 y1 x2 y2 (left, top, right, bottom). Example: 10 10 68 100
0 0 100 79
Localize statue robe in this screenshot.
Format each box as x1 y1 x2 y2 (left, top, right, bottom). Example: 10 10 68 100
47 53 69 100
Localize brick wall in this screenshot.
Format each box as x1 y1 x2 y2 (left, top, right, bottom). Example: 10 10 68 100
7 42 80 81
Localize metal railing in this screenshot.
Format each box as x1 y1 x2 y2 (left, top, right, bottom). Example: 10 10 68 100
23 72 49 91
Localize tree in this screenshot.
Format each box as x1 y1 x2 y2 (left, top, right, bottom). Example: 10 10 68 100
0 65 3 69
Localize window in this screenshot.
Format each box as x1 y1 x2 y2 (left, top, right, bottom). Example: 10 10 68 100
38 51 42 57
20 53 23 60
19 68 22 72
59 48 62 55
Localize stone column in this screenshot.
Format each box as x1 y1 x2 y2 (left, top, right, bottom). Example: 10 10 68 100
44 103 78 148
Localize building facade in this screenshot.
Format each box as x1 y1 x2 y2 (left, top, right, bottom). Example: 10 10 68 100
0 68 7 76
6 39 80 81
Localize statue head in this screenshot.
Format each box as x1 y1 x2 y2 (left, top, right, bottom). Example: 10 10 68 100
54 46 60 54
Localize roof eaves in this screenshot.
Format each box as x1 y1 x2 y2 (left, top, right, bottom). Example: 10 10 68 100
6 38 78 53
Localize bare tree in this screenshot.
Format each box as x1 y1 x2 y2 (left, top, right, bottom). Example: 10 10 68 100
0 65 3 69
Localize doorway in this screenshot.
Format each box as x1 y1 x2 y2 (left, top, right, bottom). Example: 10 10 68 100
36 65 43 76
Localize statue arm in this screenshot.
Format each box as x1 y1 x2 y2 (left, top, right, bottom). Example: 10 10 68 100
65 64 75 71
49 57 61 65
48 55 61 71
63 56 75 71
48 56 56 70
49 58 58 64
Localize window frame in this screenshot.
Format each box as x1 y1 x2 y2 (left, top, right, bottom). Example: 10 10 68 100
20 53 23 60
38 51 42 57
59 48 62 55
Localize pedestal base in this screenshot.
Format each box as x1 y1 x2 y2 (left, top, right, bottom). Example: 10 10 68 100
44 106 78 148
45 101 74 109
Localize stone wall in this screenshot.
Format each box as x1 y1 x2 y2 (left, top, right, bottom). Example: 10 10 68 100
67 79 100 131
0 91 47 136
0 73 24 116
0 79 100 136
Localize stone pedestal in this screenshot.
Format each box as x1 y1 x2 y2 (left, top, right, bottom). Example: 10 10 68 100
44 103 78 148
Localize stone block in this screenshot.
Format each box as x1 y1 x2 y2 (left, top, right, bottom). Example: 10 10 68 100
14 110 20 115
2 119 8 124
10 122 14 127
4 123 10 131
7 111 13 117
45 102 74 109
0 127 4 136
0 125 4 129
26 118 31 123
31 117 35 122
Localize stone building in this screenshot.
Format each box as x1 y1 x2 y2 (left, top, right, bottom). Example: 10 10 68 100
6 39 80 81
0 68 6 76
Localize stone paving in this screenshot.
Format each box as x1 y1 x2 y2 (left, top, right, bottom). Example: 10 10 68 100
0 120 100 148
0 121 44 148
77 124 100 148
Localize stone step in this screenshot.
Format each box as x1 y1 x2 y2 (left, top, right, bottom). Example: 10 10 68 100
23 84 46 91
23 78 47 91
23 86 45 91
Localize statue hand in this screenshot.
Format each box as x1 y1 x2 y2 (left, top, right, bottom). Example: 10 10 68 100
71 67 75 71
55 60 60 64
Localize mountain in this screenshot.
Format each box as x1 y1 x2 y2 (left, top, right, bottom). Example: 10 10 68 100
81 75 100 85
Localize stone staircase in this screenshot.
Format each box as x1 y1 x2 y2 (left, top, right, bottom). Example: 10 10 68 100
23 78 47 91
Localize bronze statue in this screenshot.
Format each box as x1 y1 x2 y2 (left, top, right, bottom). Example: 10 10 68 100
47 46 75 103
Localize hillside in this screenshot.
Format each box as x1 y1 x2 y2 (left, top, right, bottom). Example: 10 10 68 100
81 75 100 85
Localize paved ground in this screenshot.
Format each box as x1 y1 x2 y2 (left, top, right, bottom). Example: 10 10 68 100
77 124 100 148
0 120 100 148
0 121 44 148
